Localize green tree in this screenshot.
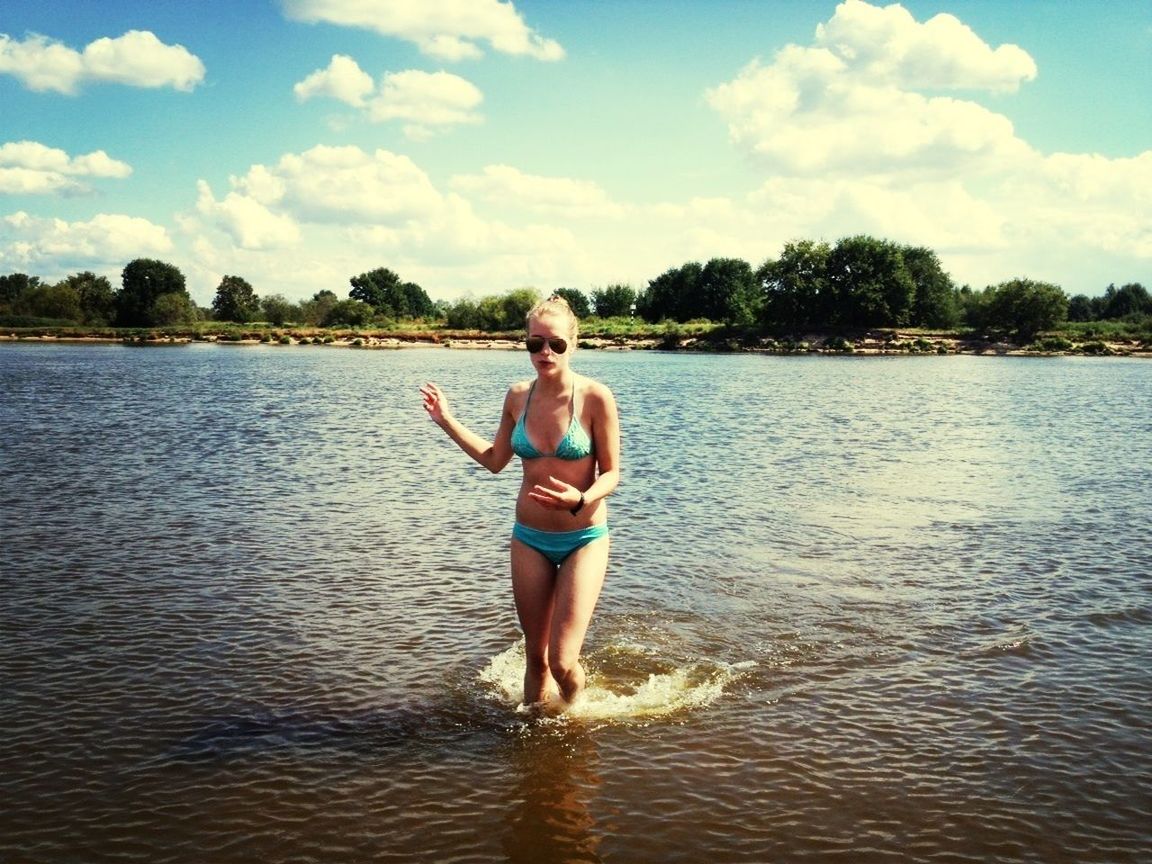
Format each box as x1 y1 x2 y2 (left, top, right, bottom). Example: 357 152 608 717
299 290 338 326
0 273 41 310
902 246 959 328
26 282 82 321
62 272 116 325
1100 282 1151 319
445 298 482 329
116 259 188 326
698 258 758 325
591 284 637 318
639 262 702 323
502 287 541 329
985 278 1068 339
151 292 199 325
1066 294 1098 322
322 298 374 327
553 287 591 318
212 275 260 323
349 267 435 319
827 236 915 328
756 239 832 331
261 294 296 326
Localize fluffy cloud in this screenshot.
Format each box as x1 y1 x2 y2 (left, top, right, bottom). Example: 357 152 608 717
814 0 1036 92
295 58 482 138
195 181 301 250
193 145 445 251
281 0 564 62
293 54 374 106
705 1 1038 178
0 30 205 94
450 165 624 218
0 211 171 271
0 141 132 195
701 0 1151 286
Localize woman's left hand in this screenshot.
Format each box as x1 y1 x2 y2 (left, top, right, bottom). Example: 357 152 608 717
528 475 582 511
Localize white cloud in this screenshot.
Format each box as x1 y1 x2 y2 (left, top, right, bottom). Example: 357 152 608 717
191 144 445 257
293 54 374 106
450 165 624 218
368 70 483 138
0 211 171 272
0 30 205 94
281 0 564 62
0 141 132 195
196 180 301 250
814 0 1036 93
701 0 1152 288
293 61 482 138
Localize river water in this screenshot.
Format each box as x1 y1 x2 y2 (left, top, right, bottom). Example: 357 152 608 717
2 342 1150 863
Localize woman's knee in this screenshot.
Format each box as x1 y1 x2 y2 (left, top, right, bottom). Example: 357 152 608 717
548 651 581 684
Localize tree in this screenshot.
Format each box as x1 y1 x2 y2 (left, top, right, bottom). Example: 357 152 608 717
553 287 591 318
984 278 1068 339
1066 294 1098 322
212 275 260 323
591 284 636 318
150 292 199 325
322 298 374 327
445 298 482 329
501 288 541 329
757 239 832 332
1100 282 1151 319
62 272 116 325
902 246 959 328
638 262 702 323
261 294 296 326
0 273 41 310
116 259 188 326
698 258 758 325
26 282 82 321
299 290 338 326
827 236 915 328
349 267 435 319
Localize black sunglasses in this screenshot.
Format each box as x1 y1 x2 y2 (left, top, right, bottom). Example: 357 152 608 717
526 335 569 354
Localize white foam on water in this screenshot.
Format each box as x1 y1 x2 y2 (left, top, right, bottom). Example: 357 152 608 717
477 639 756 722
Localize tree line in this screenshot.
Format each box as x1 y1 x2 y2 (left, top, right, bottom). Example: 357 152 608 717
2 236 1149 340
0 262 436 329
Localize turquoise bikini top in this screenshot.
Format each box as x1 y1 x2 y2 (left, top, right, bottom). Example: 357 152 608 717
511 381 594 460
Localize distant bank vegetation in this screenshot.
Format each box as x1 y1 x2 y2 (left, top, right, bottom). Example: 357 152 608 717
2 236 1149 351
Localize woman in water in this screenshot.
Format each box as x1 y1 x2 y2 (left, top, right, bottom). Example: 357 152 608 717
420 296 620 710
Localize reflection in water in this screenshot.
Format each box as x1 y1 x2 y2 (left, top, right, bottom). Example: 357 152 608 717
503 724 602 864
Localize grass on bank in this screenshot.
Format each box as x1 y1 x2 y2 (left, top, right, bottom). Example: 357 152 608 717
2 314 1150 355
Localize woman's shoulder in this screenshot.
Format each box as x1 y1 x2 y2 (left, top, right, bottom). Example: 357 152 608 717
577 375 616 406
508 378 534 396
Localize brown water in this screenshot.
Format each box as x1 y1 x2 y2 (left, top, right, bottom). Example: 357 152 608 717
2 343 1150 863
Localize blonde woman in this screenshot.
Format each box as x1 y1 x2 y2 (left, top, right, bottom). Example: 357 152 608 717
420 296 620 709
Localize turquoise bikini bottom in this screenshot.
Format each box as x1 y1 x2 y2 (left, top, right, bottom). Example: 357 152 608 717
512 522 609 566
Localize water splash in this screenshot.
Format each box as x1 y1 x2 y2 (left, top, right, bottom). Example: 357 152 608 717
477 639 755 722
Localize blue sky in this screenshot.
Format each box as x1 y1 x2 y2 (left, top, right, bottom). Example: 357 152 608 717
2 0 1149 306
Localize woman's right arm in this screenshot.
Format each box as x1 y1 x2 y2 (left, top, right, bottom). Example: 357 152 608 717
420 382 515 474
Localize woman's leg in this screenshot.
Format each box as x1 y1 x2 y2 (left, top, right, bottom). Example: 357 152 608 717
510 537 560 705
548 536 609 704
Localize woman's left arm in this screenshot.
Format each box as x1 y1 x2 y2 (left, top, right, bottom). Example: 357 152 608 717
582 382 620 505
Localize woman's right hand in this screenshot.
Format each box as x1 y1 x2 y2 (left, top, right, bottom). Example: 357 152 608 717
420 382 450 426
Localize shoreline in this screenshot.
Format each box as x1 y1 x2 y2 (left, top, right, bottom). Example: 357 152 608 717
1 329 1148 357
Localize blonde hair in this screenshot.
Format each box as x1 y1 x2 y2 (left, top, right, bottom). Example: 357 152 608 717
526 294 579 343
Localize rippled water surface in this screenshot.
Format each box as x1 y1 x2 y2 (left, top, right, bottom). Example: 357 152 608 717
2 342 1151 863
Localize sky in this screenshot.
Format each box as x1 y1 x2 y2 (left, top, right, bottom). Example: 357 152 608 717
1 0 1150 306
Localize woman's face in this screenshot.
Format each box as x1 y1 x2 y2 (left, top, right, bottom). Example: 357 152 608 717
527 312 573 377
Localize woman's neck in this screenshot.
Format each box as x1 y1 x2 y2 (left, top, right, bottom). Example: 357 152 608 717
534 369 575 396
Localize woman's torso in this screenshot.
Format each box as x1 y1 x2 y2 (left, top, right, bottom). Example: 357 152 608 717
509 376 605 531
